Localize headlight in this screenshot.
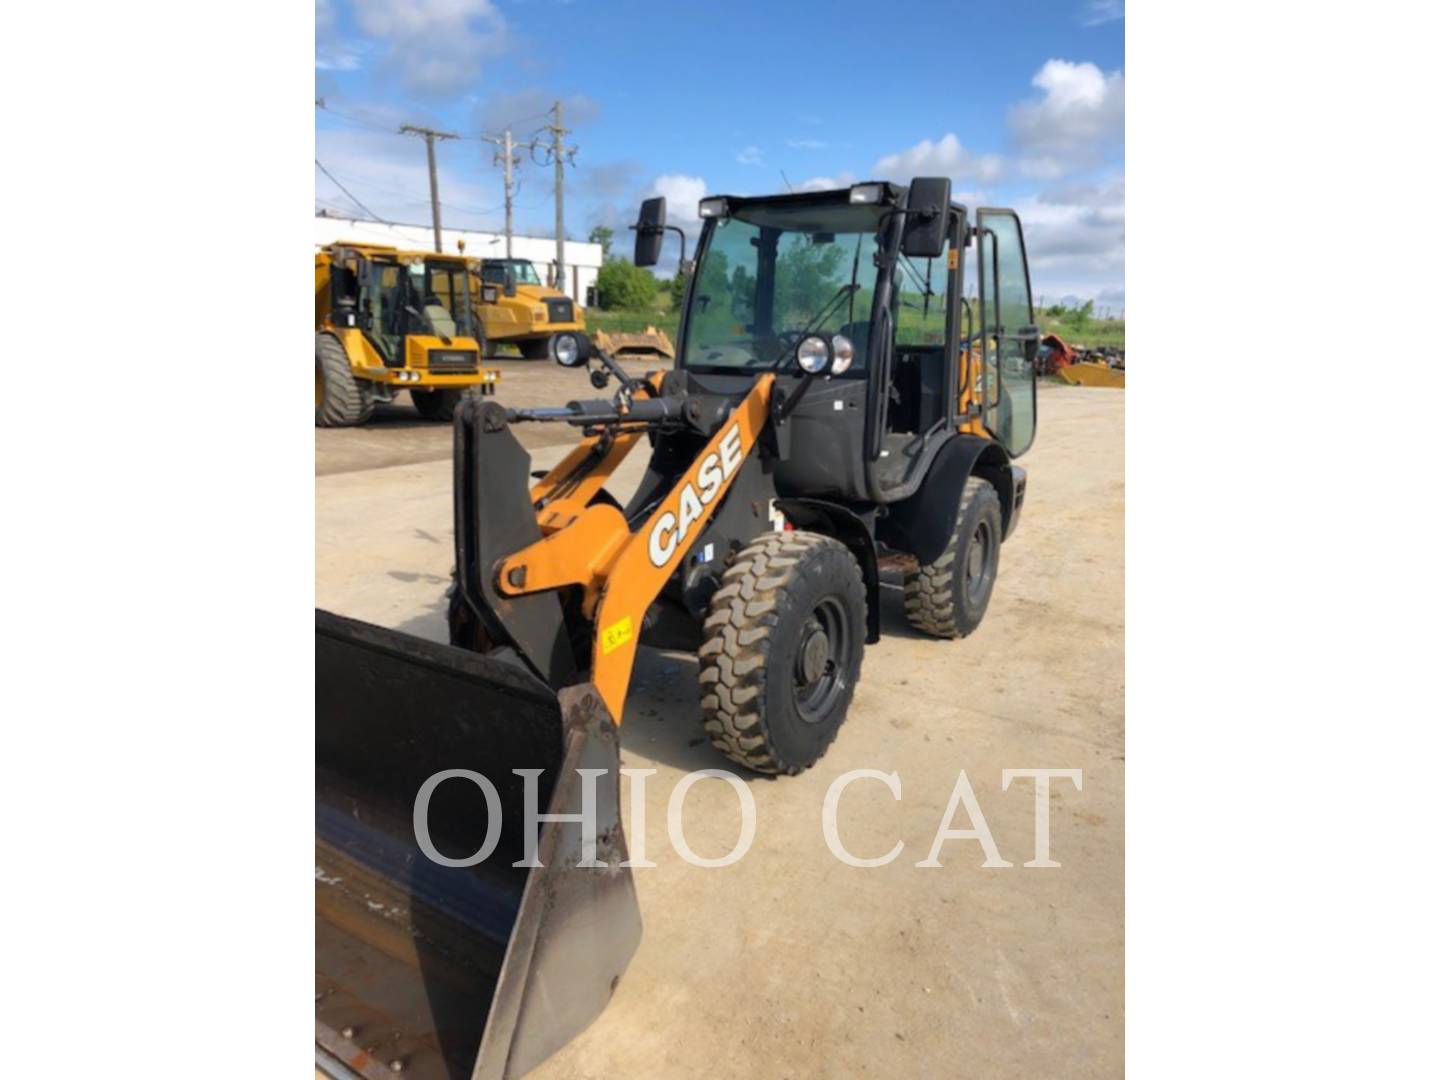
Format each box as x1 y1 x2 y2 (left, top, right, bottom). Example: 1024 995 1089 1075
796 336 830 374
830 333 855 375
553 333 581 367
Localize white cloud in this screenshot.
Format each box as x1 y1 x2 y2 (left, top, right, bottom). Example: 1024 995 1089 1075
348 0 508 96
1009 176 1124 303
648 174 707 222
1008 59 1123 174
872 133 1005 184
1079 0 1123 26
736 145 765 167
787 138 827 150
795 171 857 193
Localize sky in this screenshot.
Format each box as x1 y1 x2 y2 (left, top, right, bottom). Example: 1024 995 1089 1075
316 0 1124 309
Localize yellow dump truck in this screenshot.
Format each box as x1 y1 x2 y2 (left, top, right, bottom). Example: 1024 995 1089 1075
471 257 586 359
316 243 498 427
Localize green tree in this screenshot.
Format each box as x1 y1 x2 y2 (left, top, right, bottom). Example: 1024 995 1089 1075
669 265 689 308
588 225 615 260
595 258 658 310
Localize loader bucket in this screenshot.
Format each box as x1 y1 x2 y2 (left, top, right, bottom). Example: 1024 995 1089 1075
1056 361 1125 388
315 610 642 1080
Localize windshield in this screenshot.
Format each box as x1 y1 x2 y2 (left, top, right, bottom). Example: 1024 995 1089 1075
421 260 475 339
682 201 886 371
480 259 543 287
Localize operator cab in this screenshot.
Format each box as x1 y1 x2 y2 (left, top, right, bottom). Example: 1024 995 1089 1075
326 246 478 363
635 181 1036 505
480 258 546 294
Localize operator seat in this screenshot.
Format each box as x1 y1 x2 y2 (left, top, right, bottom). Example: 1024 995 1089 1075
425 301 458 339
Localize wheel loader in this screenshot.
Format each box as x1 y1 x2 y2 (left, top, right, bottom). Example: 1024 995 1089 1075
316 243 499 427
470 257 587 360
316 178 1037 1078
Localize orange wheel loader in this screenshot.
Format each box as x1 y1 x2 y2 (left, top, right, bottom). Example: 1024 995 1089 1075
316 179 1038 1079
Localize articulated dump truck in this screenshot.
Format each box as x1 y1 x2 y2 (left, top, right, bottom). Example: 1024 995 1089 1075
317 178 1038 1078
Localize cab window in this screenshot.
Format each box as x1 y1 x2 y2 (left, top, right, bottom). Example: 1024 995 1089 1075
893 245 949 347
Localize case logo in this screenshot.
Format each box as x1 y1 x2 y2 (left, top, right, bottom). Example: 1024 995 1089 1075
647 422 744 568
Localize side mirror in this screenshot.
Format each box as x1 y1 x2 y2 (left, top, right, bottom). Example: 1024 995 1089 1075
503 268 517 298
634 197 666 267
901 177 951 258
481 285 499 304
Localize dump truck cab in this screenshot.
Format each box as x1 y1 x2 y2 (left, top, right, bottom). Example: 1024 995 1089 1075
315 242 498 427
471 257 587 360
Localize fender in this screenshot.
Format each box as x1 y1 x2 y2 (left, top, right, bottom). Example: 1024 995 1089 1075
877 434 1013 565
774 498 881 644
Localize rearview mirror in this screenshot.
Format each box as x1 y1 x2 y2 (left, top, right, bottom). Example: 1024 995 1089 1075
901 177 951 259
634 197 666 267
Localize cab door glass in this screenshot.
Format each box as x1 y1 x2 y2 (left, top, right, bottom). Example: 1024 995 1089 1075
369 264 403 361
894 244 950 347
977 210 1036 456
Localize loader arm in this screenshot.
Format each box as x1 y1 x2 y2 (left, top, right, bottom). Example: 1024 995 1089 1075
496 374 776 721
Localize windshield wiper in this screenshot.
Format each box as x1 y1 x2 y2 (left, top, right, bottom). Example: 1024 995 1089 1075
766 283 861 369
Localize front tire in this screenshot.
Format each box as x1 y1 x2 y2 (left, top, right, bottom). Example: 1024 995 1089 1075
518 335 553 360
903 476 1002 638
411 387 472 422
315 333 373 427
698 532 866 775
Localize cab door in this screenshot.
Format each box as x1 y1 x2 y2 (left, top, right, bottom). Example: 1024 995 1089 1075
976 209 1038 457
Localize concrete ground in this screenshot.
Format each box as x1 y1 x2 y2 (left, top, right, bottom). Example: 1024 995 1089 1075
316 368 1124 1079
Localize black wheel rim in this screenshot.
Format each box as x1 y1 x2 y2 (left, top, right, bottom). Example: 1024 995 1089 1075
964 520 995 605
792 596 851 723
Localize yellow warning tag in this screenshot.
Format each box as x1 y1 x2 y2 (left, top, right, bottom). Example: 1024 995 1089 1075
600 616 634 655
948 248 959 270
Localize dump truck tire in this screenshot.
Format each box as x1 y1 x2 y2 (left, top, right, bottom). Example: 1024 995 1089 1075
904 476 1002 638
698 531 865 775
315 333 373 427
412 387 472 422
519 335 553 360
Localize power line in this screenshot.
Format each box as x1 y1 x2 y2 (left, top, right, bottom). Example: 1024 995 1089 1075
311 161 505 219
315 159 387 223
315 99 401 135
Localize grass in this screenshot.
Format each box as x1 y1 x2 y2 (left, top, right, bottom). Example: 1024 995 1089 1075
584 308 1125 351
1038 312 1125 350
586 309 681 338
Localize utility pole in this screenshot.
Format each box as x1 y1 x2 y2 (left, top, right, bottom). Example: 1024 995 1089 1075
400 124 458 253
481 129 537 259
538 102 579 294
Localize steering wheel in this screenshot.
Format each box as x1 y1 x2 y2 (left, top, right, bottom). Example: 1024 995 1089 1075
742 329 806 368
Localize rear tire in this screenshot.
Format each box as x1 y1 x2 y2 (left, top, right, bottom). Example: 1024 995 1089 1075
315 333 373 427
698 532 866 775
518 335 553 360
903 476 1002 638
411 387 472 422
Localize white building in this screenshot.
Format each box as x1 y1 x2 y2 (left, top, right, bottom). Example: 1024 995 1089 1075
314 213 602 304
